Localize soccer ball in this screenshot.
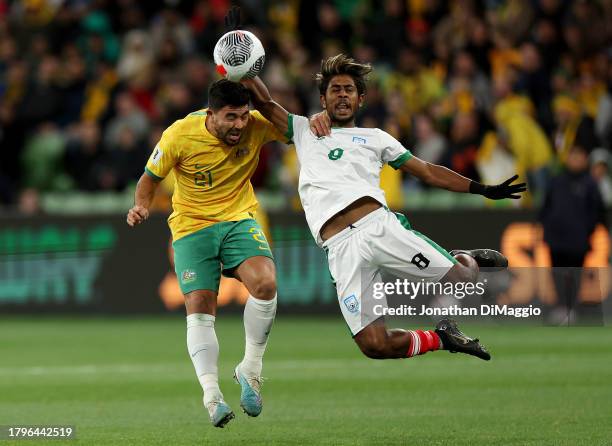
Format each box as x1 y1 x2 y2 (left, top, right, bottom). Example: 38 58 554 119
213 30 265 82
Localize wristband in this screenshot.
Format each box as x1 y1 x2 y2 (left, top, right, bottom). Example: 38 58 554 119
469 181 486 195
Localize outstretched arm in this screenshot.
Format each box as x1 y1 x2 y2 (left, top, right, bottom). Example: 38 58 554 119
241 77 290 135
401 156 526 200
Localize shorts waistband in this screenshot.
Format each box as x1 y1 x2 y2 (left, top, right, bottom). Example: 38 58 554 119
322 206 387 249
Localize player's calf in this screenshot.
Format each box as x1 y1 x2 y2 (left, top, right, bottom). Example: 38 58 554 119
354 319 490 361
354 322 443 359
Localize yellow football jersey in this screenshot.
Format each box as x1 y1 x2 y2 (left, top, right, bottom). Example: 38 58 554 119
145 109 286 241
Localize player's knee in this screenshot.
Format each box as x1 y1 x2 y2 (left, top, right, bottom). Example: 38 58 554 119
444 255 478 283
184 290 217 314
455 253 478 271
250 275 277 300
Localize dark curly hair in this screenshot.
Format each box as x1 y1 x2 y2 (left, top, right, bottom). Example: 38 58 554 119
316 54 373 96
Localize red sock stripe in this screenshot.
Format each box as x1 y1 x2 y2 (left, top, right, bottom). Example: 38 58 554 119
406 330 418 357
410 330 420 357
406 330 442 357
417 330 433 353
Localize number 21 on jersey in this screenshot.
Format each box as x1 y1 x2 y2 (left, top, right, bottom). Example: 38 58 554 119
194 164 213 188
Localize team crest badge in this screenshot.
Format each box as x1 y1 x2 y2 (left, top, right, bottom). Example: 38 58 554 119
181 269 197 284
151 145 163 165
343 295 360 313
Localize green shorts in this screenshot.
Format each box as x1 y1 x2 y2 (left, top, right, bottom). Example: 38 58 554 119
172 219 273 294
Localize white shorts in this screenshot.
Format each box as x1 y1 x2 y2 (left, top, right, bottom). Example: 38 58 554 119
323 207 457 335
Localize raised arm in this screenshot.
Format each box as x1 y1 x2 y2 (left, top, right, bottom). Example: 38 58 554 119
241 77 290 135
401 156 526 200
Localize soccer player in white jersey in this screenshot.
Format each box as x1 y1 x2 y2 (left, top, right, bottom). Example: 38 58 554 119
241 54 526 360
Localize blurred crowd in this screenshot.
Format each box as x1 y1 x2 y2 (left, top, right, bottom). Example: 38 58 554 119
1 0 611 213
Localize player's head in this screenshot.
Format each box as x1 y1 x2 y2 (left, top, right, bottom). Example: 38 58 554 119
316 54 372 126
207 79 251 145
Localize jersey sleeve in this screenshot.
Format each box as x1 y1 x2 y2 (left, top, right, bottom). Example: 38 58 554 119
285 114 310 146
145 131 180 181
377 129 413 170
250 110 290 144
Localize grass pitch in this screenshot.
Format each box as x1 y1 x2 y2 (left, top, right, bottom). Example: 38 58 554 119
0 316 611 445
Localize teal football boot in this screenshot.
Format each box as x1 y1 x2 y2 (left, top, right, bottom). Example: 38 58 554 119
234 364 263 417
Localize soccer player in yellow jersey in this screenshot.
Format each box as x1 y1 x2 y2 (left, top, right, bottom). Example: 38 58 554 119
126 79 287 428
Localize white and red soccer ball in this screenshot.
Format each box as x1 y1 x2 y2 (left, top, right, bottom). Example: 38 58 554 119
213 30 265 82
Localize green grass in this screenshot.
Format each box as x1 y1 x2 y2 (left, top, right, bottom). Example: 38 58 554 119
0 317 611 445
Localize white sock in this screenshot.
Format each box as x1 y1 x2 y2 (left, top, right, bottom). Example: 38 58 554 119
241 294 277 377
187 313 221 404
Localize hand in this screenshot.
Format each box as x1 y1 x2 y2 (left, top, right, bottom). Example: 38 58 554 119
471 175 527 200
309 111 331 137
224 5 241 30
127 205 149 227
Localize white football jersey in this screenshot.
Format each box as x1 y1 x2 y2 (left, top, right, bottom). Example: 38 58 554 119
289 114 412 246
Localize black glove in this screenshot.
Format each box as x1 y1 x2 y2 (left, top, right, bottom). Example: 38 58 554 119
469 175 527 200
224 5 241 30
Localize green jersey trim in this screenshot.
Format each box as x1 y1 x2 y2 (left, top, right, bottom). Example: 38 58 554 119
285 114 294 141
388 151 412 169
144 167 164 181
